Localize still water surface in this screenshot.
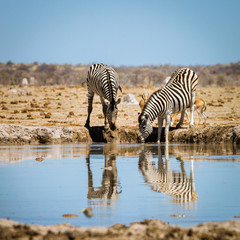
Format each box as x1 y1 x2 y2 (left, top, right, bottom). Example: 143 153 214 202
0 143 239 227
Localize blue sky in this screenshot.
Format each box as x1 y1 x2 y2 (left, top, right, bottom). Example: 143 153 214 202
0 0 240 66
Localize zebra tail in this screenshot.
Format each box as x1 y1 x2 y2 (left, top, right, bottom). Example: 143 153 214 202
119 85 122 92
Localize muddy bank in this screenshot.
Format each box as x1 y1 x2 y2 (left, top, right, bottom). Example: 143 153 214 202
169 125 240 144
0 124 239 144
0 124 138 144
1 218 240 240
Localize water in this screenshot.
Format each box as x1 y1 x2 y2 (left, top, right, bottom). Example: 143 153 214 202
0 143 239 227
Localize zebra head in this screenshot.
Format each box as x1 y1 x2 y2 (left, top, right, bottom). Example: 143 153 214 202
138 114 153 143
107 98 121 130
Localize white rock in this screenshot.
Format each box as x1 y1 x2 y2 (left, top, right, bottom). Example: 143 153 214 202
22 78 28 85
122 94 138 105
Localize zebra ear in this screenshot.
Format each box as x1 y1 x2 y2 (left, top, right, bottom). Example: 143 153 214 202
140 114 147 122
105 99 109 106
116 98 121 105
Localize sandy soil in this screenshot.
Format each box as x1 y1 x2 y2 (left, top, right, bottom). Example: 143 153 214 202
0 85 240 128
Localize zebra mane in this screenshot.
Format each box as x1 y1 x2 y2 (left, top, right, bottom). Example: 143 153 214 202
138 87 163 122
106 68 114 103
141 88 163 113
99 65 116 104
166 67 190 86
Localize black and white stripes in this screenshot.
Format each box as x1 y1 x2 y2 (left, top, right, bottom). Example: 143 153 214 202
85 63 122 130
138 68 198 143
139 144 198 202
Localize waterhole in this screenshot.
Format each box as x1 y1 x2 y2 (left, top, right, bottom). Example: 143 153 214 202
0 143 239 227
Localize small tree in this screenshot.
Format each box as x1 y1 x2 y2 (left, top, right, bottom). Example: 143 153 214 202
6 60 14 67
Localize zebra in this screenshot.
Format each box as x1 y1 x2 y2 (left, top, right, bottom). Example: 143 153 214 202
138 68 198 143
85 63 122 130
138 144 198 203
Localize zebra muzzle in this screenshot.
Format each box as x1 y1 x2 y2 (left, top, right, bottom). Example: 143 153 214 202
137 134 145 143
110 122 116 130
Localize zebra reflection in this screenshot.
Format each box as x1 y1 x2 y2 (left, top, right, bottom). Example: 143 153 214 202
86 144 121 201
139 144 198 202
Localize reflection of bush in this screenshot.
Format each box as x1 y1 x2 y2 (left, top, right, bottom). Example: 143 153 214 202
0 61 240 87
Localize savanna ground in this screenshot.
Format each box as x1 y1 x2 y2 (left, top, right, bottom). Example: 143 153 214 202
0 85 240 128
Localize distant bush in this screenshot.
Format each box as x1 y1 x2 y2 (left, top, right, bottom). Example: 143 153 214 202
0 61 239 87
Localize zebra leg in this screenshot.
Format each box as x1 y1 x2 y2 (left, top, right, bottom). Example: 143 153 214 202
157 116 163 143
190 158 198 201
164 143 171 182
190 92 195 128
185 109 190 123
157 144 163 170
86 152 94 192
164 114 171 144
170 117 173 127
85 90 94 128
165 139 169 160
176 110 185 128
100 97 108 129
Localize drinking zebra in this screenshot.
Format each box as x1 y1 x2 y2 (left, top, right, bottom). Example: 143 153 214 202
85 63 122 130
139 95 207 126
138 68 198 143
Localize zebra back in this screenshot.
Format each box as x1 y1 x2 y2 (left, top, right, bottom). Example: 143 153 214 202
139 68 198 122
166 67 198 92
87 63 120 103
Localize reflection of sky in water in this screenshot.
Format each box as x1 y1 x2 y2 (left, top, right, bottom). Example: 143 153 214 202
0 143 239 227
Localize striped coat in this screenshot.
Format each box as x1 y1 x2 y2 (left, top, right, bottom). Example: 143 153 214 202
138 68 198 143
85 64 122 130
